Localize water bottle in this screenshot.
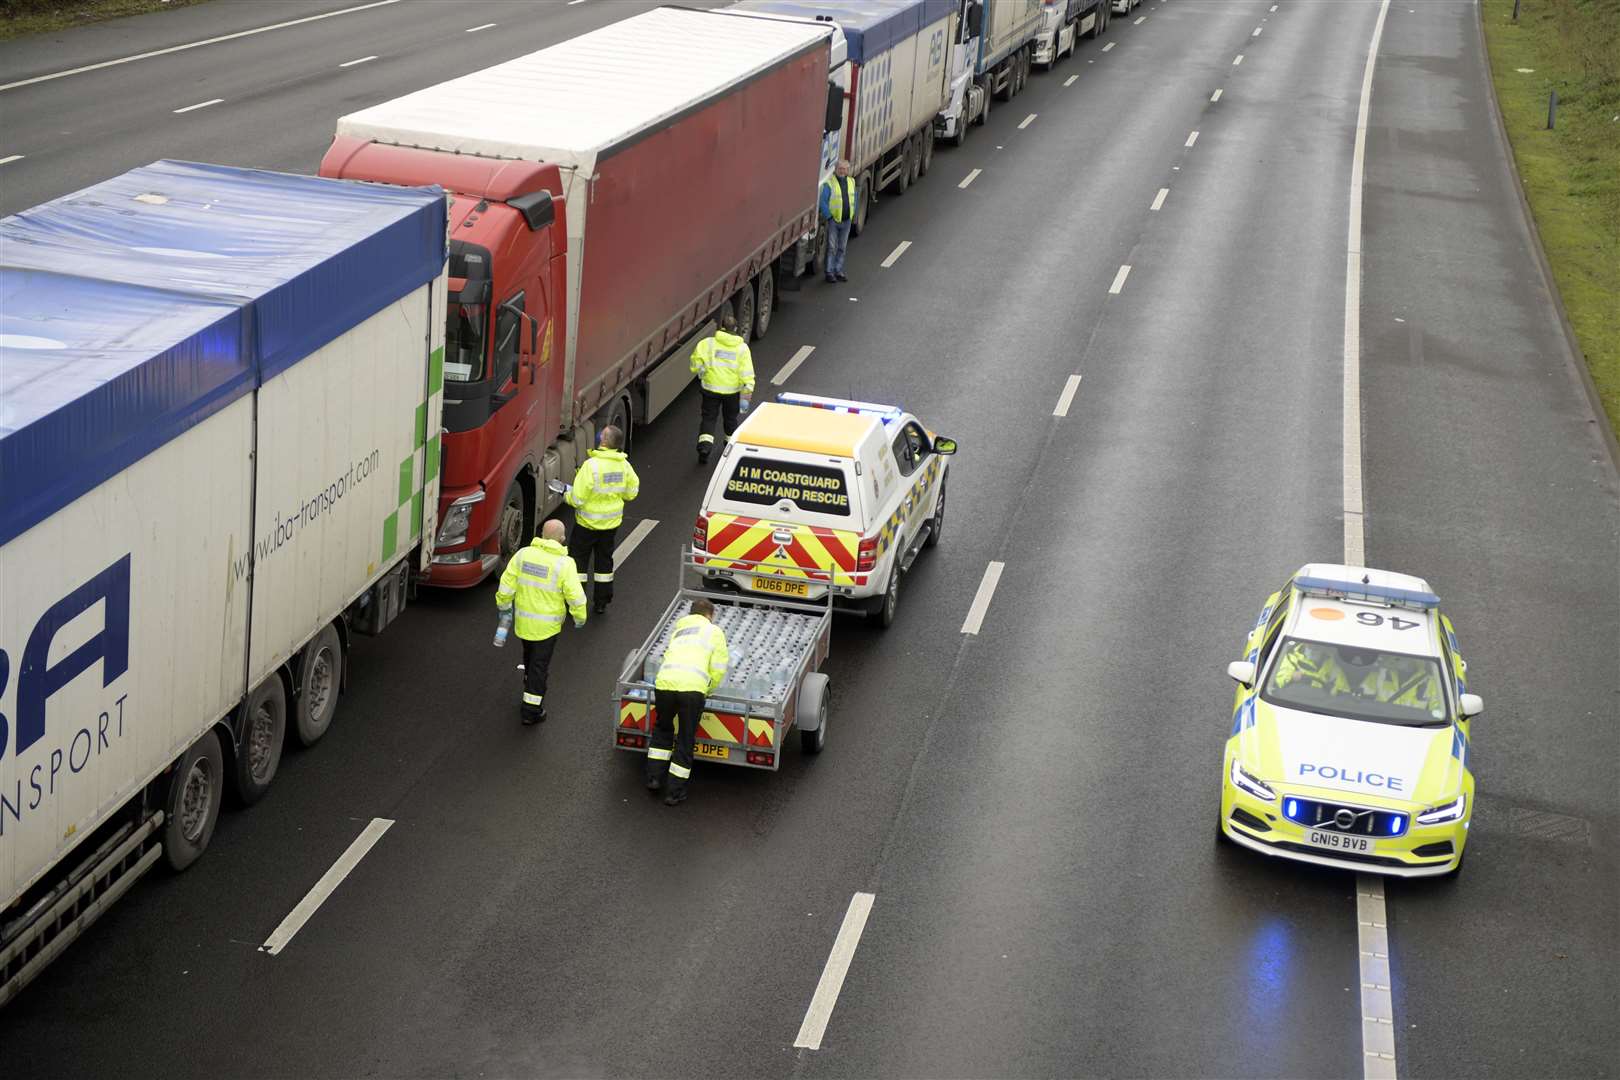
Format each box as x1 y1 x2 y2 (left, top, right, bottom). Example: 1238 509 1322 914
645 655 660 686
493 606 513 647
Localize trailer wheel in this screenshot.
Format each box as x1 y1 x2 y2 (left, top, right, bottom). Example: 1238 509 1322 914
163 730 224 871
852 169 873 236
732 283 757 344
908 135 923 186
295 624 343 747
798 672 829 754
895 138 913 195
920 125 936 175
753 266 774 339
867 564 900 628
233 675 286 805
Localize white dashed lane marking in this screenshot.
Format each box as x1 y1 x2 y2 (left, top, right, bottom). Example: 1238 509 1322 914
793 892 876 1050
960 562 1005 635
958 168 981 189
772 345 816 386
1108 264 1131 294
1053 374 1082 418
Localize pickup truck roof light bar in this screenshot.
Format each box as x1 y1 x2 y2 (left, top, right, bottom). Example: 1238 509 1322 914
776 391 902 420
1294 575 1441 611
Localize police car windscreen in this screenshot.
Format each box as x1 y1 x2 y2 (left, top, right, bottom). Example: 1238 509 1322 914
1261 638 1450 727
723 458 851 515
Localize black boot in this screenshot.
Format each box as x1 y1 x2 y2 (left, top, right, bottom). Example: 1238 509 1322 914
663 786 688 807
644 772 663 792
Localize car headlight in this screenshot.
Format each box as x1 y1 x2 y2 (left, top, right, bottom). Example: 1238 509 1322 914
436 491 485 546
1416 793 1467 826
1230 757 1276 802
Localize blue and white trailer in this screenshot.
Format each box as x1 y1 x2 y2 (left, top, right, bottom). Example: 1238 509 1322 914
731 0 955 237
0 161 448 1005
936 0 1044 145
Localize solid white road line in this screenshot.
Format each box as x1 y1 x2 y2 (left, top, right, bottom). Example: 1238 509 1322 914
1211 88 1224 102
1234 53 1245 65
261 818 393 956
1053 374 1082 418
958 168 982 189
173 98 223 114
1151 187 1169 211
1185 130 1200 147
1253 26 1264 36
1 0 402 92
772 345 816 386
1102 41 1116 52
466 22 497 32
0 154 23 166
881 240 912 268
613 519 659 565
960 562 1005 635
339 55 377 67
1108 264 1131 294
1018 113 1037 129
1344 4 1394 1078
1064 74 1079 86
794 892 875 1050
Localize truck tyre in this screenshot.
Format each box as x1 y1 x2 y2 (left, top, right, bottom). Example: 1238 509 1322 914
895 138 912 195
497 478 530 568
733 283 757 344
233 675 286 805
920 125 936 175
868 565 900 628
1090 7 1106 37
753 266 774 339
163 730 224 872
798 672 829 754
852 169 873 236
295 624 343 747
925 477 946 549
908 134 923 186
977 79 992 124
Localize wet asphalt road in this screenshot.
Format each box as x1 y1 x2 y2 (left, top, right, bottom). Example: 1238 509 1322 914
1 1 1616 1077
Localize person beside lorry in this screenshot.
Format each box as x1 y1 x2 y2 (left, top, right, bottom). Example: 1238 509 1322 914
690 314 756 465
561 424 640 614
819 159 858 284
647 598 731 805
495 519 588 726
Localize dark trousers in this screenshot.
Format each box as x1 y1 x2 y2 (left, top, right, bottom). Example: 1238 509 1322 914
697 389 741 455
568 524 617 607
520 635 557 722
649 689 705 791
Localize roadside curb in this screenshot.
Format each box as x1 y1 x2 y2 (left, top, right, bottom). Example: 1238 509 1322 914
1474 1 1620 477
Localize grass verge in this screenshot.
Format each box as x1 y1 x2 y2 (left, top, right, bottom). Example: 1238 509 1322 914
0 0 210 40
1481 0 1620 440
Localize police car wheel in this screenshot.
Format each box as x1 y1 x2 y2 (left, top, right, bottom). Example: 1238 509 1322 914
925 480 946 549
163 730 224 872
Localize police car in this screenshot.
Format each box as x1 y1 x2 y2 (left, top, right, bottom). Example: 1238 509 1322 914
694 393 956 627
1218 565 1482 877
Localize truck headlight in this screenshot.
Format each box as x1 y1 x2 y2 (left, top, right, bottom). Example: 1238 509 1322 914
1416 793 1467 826
436 491 485 546
1230 757 1276 802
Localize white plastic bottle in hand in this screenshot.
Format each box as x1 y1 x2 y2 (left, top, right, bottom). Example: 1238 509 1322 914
493 607 513 647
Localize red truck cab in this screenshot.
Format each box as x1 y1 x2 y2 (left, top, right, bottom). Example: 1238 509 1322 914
320 137 567 586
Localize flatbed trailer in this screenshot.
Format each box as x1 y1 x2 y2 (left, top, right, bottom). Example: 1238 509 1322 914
614 553 832 770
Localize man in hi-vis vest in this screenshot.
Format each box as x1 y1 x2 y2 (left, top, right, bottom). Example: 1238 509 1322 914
819 159 858 284
689 313 755 465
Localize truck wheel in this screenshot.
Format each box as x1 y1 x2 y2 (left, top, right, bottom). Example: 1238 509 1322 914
733 283 757 344
908 135 923 185
233 675 286 805
895 139 913 195
497 479 530 567
798 672 829 754
295 624 343 747
163 730 224 872
852 169 873 236
977 79 992 123
753 266 774 339
925 478 946 549
920 125 936 175
1091 7 1106 36
868 565 900 628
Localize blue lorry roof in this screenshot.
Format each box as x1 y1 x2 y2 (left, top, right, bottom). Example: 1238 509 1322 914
0 159 447 547
731 0 955 63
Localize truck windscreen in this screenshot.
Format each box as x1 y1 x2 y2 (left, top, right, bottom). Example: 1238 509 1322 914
445 242 492 383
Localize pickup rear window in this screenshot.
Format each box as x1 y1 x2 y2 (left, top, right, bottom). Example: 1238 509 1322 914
723 457 851 516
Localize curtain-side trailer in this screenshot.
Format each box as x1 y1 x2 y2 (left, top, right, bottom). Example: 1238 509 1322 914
0 161 448 1006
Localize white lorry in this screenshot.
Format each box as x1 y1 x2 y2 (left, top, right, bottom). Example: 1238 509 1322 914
1034 0 1109 70
936 0 1044 146
0 161 448 1005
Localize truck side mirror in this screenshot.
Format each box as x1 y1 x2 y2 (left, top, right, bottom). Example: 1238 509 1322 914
825 84 844 134
965 1 983 38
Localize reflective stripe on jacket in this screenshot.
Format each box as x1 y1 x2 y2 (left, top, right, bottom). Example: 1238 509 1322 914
495 537 587 640
568 448 640 530
654 613 729 694
690 330 755 395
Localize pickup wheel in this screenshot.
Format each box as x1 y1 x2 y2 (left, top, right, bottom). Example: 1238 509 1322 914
233 675 286 805
919 125 936 175
798 672 829 754
733 283 757 344
753 266 774 339
295 624 343 747
925 478 946 549
163 730 224 871
868 565 900 628
852 169 873 236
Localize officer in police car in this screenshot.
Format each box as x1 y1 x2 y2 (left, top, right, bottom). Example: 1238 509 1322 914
561 424 639 615
646 597 729 806
495 518 587 726
689 313 755 465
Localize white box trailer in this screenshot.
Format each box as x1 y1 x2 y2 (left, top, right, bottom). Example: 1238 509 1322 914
937 0 1045 143
0 161 447 1005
